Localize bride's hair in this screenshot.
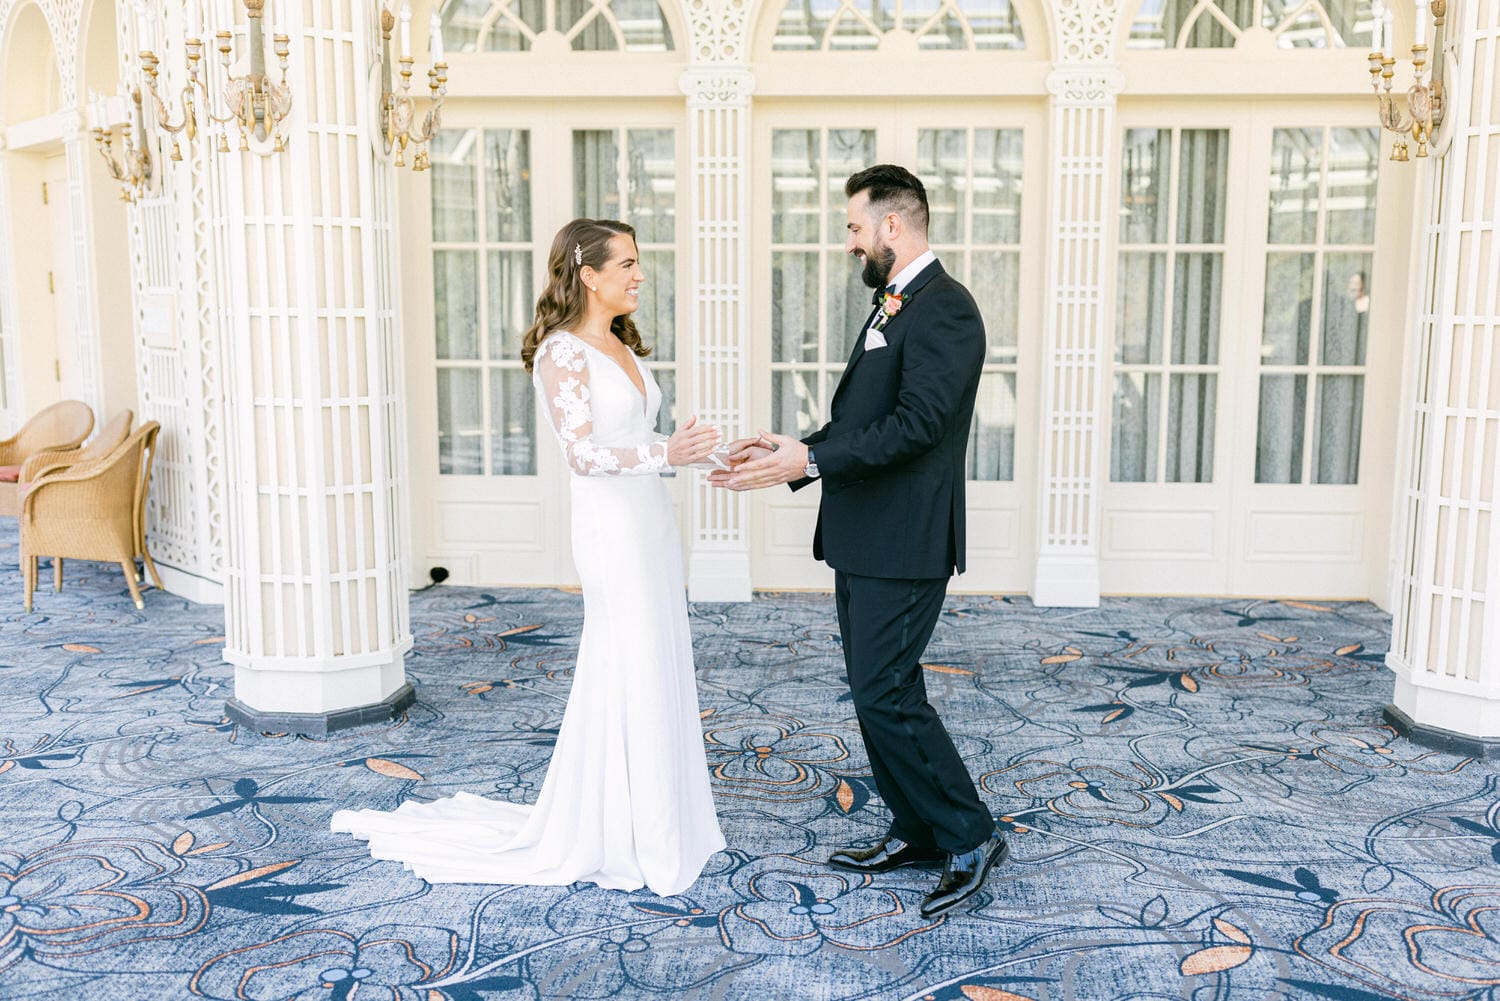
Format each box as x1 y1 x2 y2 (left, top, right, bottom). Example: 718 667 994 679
522 218 652 373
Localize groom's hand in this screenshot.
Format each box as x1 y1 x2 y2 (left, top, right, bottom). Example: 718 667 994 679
721 435 773 467
708 431 808 490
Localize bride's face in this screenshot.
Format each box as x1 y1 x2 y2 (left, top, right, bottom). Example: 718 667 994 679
587 234 645 318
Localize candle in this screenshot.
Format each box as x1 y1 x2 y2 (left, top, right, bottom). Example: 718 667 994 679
187 0 202 39
399 2 411 60
1414 0 1427 47
1371 0 1384 51
430 11 444 63
1383 8 1395 50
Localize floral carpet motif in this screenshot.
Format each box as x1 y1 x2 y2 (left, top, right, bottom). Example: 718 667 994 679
2 527 1498 1000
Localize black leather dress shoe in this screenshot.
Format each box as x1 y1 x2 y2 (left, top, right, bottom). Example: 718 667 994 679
919 830 1010 918
828 836 945 874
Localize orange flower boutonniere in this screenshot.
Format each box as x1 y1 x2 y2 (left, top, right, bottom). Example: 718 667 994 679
873 292 904 331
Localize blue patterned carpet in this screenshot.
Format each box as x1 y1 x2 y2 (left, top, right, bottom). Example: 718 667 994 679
2 527 1498 1000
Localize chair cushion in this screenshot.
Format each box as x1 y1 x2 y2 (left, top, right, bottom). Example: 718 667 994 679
0 465 20 483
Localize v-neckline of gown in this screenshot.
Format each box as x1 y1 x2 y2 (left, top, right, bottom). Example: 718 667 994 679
576 336 648 414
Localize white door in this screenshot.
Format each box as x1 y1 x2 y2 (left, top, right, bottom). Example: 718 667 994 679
44 154 78 403
1100 101 1405 598
407 105 689 586
749 104 1045 592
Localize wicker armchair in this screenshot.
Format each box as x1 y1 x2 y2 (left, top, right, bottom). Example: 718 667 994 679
20 409 134 484
0 400 95 517
20 421 163 612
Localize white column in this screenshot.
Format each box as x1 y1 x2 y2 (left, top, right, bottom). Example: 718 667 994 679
1385 0 1500 757
1031 63 1124 608
679 64 755 601
127 0 229 603
61 126 104 420
217 0 413 733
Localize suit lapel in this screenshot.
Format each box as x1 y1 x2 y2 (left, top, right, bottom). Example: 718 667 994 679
830 260 946 411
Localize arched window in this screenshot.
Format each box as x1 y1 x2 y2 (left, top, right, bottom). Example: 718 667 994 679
1128 0 1376 49
772 0 1025 51
439 0 675 52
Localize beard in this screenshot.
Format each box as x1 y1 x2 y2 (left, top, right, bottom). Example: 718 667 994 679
860 241 897 289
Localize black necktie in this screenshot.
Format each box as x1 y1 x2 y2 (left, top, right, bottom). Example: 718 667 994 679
871 283 896 306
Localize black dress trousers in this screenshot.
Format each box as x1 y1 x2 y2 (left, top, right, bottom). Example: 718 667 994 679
834 570 993 855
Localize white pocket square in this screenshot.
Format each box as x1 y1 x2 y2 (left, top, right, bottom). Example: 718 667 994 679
865 329 888 350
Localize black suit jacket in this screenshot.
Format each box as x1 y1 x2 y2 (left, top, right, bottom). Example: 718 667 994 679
792 259 986 579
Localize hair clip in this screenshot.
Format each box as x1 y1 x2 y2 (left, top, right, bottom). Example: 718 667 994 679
574 243 583 266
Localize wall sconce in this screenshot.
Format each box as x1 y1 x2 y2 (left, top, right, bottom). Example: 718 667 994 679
90 88 153 202
378 3 447 171
140 0 293 157
1368 0 1448 161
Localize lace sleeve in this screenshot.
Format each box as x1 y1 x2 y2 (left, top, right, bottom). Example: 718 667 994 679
533 333 670 476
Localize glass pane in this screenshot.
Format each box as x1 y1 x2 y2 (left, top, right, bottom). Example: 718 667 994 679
437 367 483 475
1261 252 1315 365
1116 252 1167 364
1172 252 1222 365
972 128 1023 245
1314 374 1363 484
1256 373 1307 483
430 129 478 243
612 0 673 50
485 130 531 243
489 368 536 475
440 0 490 53
1269 128 1322 244
434 250 480 360
772 130 820 244
772 0 821 49
560 0 619 50
915 0 966 50
918 129 966 245
1121 129 1169 244
825 370 843 424
967 373 1016 481
829 7 882 49
1326 127 1379 244
1111 371 1161 482
828 249 873 361
972 250 1020 358
573 130 620 219
773 251 819 364
1321 253 1372 365
638 249 675 361
1167 372 1216 482
627 129 675 243
1128 0 1172 48
773 370 820 437
826 130 877 237
1185 5 1240 47
653 367 676 436
487 251 530 361
487 0 542 51
1268 0 1331 48
1176 130 1228 244
968 0 1026 48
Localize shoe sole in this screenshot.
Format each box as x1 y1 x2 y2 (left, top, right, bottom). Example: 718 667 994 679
919 839 1012 918
827 854 946 874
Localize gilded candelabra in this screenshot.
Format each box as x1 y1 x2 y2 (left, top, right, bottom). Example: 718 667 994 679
1369 0 1447 161
140 0 293 157
91 88 153 202
379 3 448 171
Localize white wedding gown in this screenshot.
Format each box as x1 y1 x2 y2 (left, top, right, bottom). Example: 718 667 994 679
332 330 725 896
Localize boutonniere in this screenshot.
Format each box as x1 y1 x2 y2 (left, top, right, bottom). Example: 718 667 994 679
873 292 905 331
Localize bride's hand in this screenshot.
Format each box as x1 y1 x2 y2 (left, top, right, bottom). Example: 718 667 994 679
667 416 721 466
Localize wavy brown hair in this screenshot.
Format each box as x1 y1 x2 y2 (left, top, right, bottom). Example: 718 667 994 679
521 218 652 373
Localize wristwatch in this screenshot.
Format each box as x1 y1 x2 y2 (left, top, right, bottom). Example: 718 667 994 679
804 447 820 479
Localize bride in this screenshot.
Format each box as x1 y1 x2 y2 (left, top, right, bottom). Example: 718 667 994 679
332 218 727 895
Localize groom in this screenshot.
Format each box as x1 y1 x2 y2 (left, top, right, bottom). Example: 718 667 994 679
710 164 1007 918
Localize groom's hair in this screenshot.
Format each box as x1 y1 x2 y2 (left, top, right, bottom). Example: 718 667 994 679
846 164 929 236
